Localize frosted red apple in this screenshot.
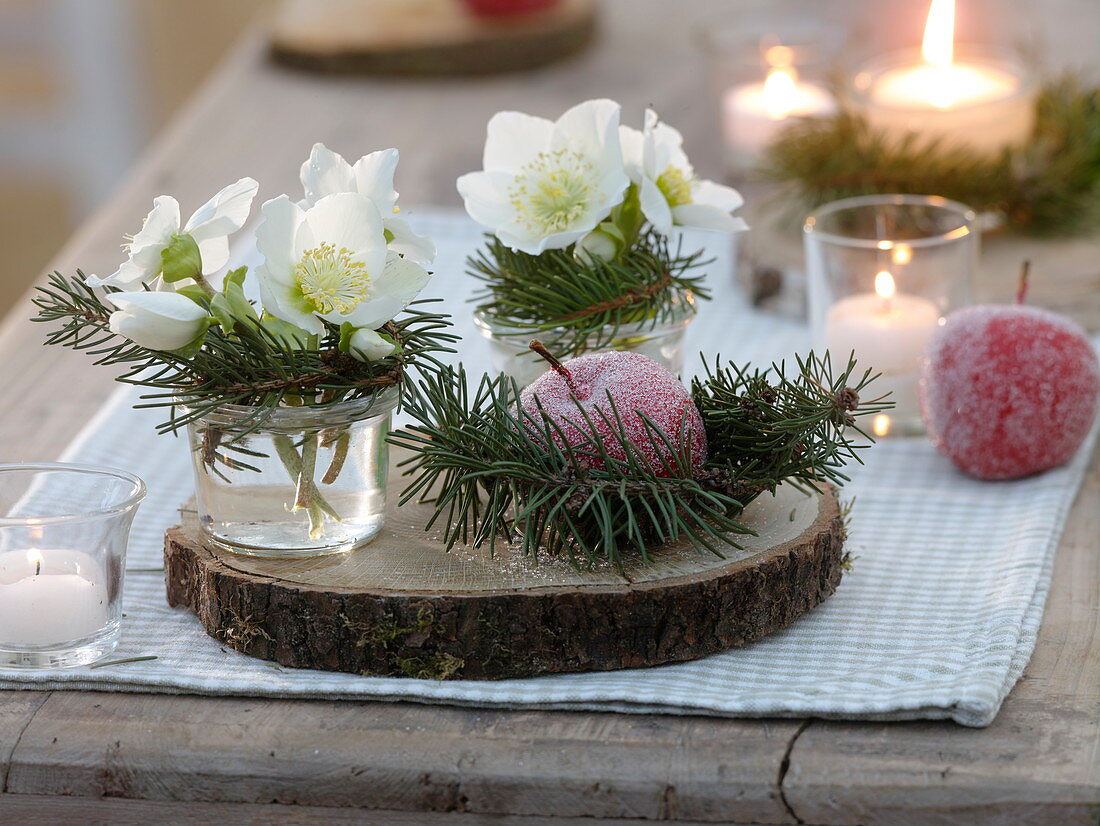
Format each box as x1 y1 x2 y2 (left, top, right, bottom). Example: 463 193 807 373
920 304 1099 480
519 349 707 475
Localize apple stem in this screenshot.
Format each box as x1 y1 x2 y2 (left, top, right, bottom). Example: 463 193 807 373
1016 260 1031 305
529 339 578 391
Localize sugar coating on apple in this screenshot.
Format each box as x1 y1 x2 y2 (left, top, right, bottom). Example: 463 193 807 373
519 350 707 475
920 304 1099 480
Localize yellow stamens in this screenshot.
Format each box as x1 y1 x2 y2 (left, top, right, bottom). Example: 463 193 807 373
509 149 596 236
656 166 693 208
294 242 370 315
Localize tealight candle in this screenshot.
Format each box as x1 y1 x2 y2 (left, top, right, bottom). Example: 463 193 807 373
721 44 836 174
852 0 1036 156
0 549 109 645
825 272 941 427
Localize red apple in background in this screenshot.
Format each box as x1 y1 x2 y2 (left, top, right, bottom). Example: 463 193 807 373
920 271 1099 480
519 345 707 476
460 0 560 17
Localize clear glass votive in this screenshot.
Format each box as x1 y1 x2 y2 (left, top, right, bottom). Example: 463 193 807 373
804 194 978 437
182 387 399 559
698 14 841 179
473 295 696 389
0 463 145 668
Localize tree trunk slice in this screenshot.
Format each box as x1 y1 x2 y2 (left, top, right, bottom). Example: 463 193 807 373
164 447 845 680
268 0 598 77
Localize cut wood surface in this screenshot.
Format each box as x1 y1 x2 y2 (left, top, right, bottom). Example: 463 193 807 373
270 0 598 76
164 454 843 679
0 0 1096 822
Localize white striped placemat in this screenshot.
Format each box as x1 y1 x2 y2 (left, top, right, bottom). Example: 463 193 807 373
1 208 1094 727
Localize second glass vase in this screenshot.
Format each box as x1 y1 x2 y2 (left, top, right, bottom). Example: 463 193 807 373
182 388 399 558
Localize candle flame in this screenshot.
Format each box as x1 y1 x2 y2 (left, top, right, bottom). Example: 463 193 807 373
873 415 892 437
921 0 955 68
875 271 897 300
27 548 43 576
763 67 800 120
891 243 913 265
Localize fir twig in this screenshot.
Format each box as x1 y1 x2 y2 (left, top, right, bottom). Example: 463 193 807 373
469 232 709 354
761 75 1100 237
390 353 890 568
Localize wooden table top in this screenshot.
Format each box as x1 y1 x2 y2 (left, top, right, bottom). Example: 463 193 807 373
0 2 1097 823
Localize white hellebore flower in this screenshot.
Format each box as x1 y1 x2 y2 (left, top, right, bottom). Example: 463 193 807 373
254 192 430 336
89 178 259 288
106 292 211 351
456 99 631 255
348 328 396 362
620 109 747 236
299 143 435 267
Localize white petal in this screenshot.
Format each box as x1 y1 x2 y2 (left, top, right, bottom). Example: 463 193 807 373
184 177 258 240
384 215 436 266
106 290 208 350
255 195 304 286
691 179 745 212
552 99 622 161
351 149 399 213
303 192 386 263
257 272 324 335
88 258 152 289
651 120 690 174
639 176 674 236
337 252 430 330
348 328 396 362
197 235 230 275
299 143 354 207
483 111 553 172
618 124 645 171
456 171 519 231
129 196 181 263
671 203 749 233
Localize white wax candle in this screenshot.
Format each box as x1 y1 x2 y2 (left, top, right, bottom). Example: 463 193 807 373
0 549 109 645
722 68 835 171
860 60 1033 156
825 285 941 420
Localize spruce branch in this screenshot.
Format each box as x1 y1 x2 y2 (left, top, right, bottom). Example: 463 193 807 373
469 231 709 354
761 75 1100 237
390 353 890 568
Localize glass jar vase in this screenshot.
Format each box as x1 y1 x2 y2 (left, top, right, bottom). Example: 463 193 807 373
473 294 697 389
182 387 399 558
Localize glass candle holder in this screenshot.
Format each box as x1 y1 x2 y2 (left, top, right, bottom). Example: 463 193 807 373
848 45 1037 159
804 194 977 437
0 463 145 668
699 15 841 178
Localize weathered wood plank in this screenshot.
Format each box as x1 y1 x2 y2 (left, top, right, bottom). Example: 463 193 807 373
783 445 1100 825
0 793 770 826
5 691 798 824
0 693 48 793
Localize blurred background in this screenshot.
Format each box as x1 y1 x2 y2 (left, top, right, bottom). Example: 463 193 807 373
1 0 1098 318
0 0 266 310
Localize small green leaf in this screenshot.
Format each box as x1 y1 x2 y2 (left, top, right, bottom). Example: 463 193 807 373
209 293 236 334
175 284 209 305
260 313 313 349
160 234 202 283
338 322 357 353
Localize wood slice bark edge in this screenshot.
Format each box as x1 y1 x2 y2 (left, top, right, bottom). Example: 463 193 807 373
164 485 844 680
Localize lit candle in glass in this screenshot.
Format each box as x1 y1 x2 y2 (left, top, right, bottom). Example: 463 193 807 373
851 0 1036 156
804 194 977 436
0 548 109 645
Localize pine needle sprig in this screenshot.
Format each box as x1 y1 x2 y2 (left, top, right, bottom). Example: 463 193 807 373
31 270 459 442
390 353 889 568
469 231 710 354
761 75 1100 237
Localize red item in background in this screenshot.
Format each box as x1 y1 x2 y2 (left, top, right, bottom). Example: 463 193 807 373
920 304 1100 480
460 0 561 17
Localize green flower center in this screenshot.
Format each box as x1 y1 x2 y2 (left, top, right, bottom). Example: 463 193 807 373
509 149 596 236
656 166 693 208
295 242 370 315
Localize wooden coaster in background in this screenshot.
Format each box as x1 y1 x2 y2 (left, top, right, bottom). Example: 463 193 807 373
269 0 599 76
